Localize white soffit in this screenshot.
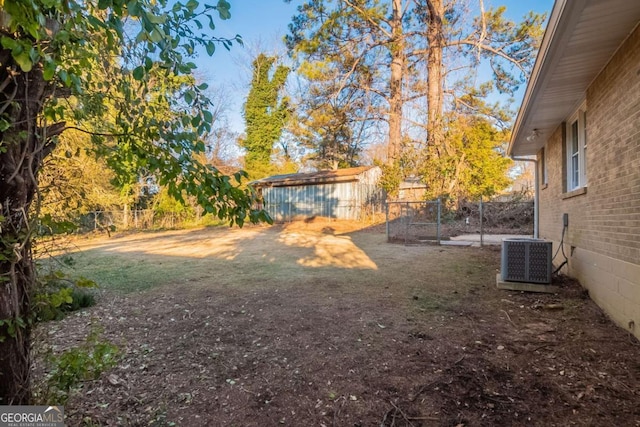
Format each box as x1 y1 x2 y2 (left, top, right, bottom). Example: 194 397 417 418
509 0 640 156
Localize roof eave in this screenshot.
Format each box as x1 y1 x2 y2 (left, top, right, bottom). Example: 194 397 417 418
510 0 640 157
249 166 378 188
508 0 570 157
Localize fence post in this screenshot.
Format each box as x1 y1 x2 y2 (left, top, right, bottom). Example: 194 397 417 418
480 196 484 247
404 202 409 245
385 202 390 242
123 205 129 229
437 198 441 245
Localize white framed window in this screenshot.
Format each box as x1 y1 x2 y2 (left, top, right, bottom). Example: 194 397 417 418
566 102 587 191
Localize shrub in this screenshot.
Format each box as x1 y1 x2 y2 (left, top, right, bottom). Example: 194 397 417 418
33 268 98 322
37 328 119 405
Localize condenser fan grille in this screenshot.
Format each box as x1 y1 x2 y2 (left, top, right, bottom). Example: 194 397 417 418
501 239 552 284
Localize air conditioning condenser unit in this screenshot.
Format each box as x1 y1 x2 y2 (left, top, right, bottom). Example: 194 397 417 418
501 238 552 284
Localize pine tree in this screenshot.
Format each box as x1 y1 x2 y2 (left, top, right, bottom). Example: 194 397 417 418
287 0 545 195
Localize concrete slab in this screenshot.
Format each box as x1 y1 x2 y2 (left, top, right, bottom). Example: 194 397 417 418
451 234 533 245
415 234 535 247
496 274 560 294
440 240 474 247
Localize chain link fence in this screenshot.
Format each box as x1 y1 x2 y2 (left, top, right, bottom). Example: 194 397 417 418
386 201 442 244
58 198 533 241
386 198 534 244
75 209 206 234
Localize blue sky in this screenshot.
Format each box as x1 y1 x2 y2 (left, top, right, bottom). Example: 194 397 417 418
197 0 555 134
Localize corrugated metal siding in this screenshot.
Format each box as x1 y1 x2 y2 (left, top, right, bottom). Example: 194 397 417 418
262 168 383 221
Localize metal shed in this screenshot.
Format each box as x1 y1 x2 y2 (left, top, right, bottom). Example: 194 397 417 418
250 166 383 222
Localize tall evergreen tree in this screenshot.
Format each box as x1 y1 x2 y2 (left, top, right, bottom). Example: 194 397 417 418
287 0 409 163
287 0 545 195
291 57 379 170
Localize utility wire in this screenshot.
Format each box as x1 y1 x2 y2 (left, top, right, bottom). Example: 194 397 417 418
552 225 569 275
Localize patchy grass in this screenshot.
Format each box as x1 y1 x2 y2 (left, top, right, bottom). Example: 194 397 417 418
59 225 479 308
411 293 457 313
62 254 186 293
36 221 640 427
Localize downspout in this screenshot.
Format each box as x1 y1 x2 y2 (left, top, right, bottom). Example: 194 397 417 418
511 157 539 239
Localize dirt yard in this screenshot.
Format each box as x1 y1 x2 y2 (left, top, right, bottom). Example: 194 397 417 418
37 220 640 426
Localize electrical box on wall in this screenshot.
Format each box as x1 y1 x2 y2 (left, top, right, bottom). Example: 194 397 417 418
563 213 569 227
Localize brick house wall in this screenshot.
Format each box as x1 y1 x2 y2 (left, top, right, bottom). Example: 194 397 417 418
538 23 640 337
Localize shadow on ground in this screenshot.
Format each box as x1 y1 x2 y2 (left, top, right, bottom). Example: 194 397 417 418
35 220 640 427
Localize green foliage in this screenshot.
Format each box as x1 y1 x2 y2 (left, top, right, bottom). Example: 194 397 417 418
0 262 97 343
66 288 97 312
241 54 291 177
419 116 513 202
2 0 266 228
290 77 369 169
153 187 193 216
33 269 98 322
287 1 386 168
40 328 119 405
0 317 27 342
376 159 402 197
1 0 270 404
38 129 129 221
38 214 79 236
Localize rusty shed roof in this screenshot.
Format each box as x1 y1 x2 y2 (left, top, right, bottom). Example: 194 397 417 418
250 166 378 188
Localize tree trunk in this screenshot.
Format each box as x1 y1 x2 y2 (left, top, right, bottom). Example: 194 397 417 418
0 231 33 405
387 0 405 163
426 0 445 151
0 51 56 404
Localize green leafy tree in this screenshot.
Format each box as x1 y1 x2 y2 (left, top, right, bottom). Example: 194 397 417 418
38 129 127 220
420 115 512 201
240 53 291 177
0 0 268 404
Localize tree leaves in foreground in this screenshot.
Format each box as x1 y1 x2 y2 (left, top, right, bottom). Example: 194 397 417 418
0 0 268 404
